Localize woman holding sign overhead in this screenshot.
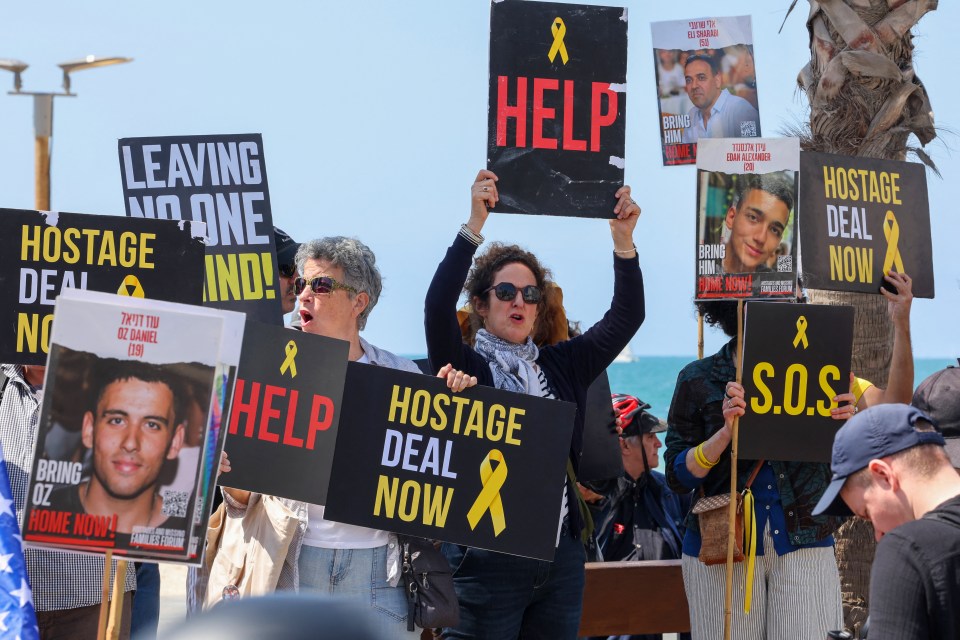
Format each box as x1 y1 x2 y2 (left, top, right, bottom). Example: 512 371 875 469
424 169 645 639
218 236 475 638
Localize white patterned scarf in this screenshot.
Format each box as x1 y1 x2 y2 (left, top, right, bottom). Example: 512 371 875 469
473 329 543 396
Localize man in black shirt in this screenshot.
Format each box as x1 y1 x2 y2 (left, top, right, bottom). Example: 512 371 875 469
814 404 960 639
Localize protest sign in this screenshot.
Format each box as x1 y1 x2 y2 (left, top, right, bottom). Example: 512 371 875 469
695 137 799 301
577 370 623 484
118 134 283 323
0 208 205 365
650 15 760 166
799 151 934 298
739 301 854 463
325 362 576 560
223 320 349 505
487 0 628 218
22 289 228 563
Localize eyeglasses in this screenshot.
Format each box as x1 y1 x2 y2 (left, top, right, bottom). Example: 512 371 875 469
483 282 543 304
278 263 297 278
294 276 358 295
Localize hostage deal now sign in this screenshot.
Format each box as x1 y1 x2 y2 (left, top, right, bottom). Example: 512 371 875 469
325 362 576 560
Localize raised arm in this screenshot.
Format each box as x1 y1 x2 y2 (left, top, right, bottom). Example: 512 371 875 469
858 271 914 409
423 170 497 376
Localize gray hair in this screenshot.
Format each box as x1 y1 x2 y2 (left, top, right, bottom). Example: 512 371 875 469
295 236 382 331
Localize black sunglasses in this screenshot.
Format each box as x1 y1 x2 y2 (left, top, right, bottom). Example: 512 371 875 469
294 276 358 295
483 282 543 304
278 263 297 278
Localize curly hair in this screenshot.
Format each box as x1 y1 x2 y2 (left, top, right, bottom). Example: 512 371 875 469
695 299 740 339
463 243 556 344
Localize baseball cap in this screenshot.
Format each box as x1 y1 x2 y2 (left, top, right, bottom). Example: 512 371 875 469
612 393 667 438
274 227 300 266
813 404 945 517
912 361 960 467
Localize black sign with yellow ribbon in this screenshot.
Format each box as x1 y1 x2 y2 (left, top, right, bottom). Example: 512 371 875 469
739 301 854 463
798 151 934 298
0 208 205 365
222 320 349 505
325 362 576 560
487 0 628 218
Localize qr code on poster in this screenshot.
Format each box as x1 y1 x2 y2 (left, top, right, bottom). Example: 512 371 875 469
740 120 757 137
161 489 189 518
777 255 793 272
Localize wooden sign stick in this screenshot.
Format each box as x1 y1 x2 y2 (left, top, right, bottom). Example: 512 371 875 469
106 559 128 639
723 299 744 640
96 550 113 640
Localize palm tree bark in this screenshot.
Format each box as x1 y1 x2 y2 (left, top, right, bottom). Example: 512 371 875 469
796 0 937 635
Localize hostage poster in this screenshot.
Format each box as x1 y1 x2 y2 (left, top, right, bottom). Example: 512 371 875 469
487 0 628 218
325 362 576 560
0 208 205 365
695 137 799 300
118 134 284 324
22 289 227 563
650 15 760 166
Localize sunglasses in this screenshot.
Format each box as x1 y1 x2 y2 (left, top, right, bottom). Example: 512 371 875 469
278 263 297 278
294 276 358 295
483 282 543 304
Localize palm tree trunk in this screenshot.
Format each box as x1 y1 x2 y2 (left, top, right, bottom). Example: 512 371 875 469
797 0 938 634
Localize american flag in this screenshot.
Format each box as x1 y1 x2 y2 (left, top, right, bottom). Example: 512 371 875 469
0 442 38 640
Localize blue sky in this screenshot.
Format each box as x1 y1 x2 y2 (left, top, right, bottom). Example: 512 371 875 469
1 1 956 359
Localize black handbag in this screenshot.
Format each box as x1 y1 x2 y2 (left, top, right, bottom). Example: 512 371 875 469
398 536 460 631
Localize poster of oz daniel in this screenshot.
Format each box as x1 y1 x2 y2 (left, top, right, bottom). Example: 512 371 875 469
695 137 799 301
22 289 227 563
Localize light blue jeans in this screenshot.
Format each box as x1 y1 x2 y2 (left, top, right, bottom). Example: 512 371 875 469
297 543 419 638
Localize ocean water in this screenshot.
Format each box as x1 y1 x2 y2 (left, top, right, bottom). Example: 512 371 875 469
607 355 958 473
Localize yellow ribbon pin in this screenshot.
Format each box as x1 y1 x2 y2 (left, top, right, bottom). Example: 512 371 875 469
117 275 145 298
466 449 508 536
793 316 809 350
280 340 298 378
547 17 569 65
882 210 905 276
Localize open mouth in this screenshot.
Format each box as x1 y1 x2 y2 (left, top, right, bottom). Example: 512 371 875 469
300 310 314 325
509 313 524 323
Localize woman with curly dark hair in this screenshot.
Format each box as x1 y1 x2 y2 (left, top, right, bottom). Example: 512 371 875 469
424 169 645 639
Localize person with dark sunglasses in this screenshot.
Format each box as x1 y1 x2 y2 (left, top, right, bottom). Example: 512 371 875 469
219 236 474 638
274 227 301 316
424 169 646 640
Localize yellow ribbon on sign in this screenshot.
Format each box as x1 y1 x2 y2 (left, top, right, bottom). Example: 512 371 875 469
117 275 145 298
466 449 508 536
547 17 569 65
882 210 905 276
280 340 298 378
793 316 808 349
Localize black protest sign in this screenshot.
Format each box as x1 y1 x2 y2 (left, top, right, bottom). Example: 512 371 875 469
739 302 853 463
118 134 284 323
488 0 627 218
577 370 623 483
223 321 349 504
799 152 934 298
0 208 205 365
325 362 576 560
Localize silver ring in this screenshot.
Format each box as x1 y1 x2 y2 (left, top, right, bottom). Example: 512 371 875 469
853 405 859 414
482 186 489 192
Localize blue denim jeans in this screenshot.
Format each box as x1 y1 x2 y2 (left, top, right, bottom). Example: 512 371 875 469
441 534 586 639
297 543 419 638
131 562 160 640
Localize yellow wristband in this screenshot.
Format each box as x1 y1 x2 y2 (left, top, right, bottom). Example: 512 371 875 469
694 443 719 469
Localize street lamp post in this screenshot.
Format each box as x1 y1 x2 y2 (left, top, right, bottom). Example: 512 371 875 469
0 55 132 210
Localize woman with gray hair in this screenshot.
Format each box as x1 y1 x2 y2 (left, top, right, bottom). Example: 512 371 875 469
220 236 474 636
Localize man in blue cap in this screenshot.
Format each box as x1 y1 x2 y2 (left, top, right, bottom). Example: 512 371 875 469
813 404 960 639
